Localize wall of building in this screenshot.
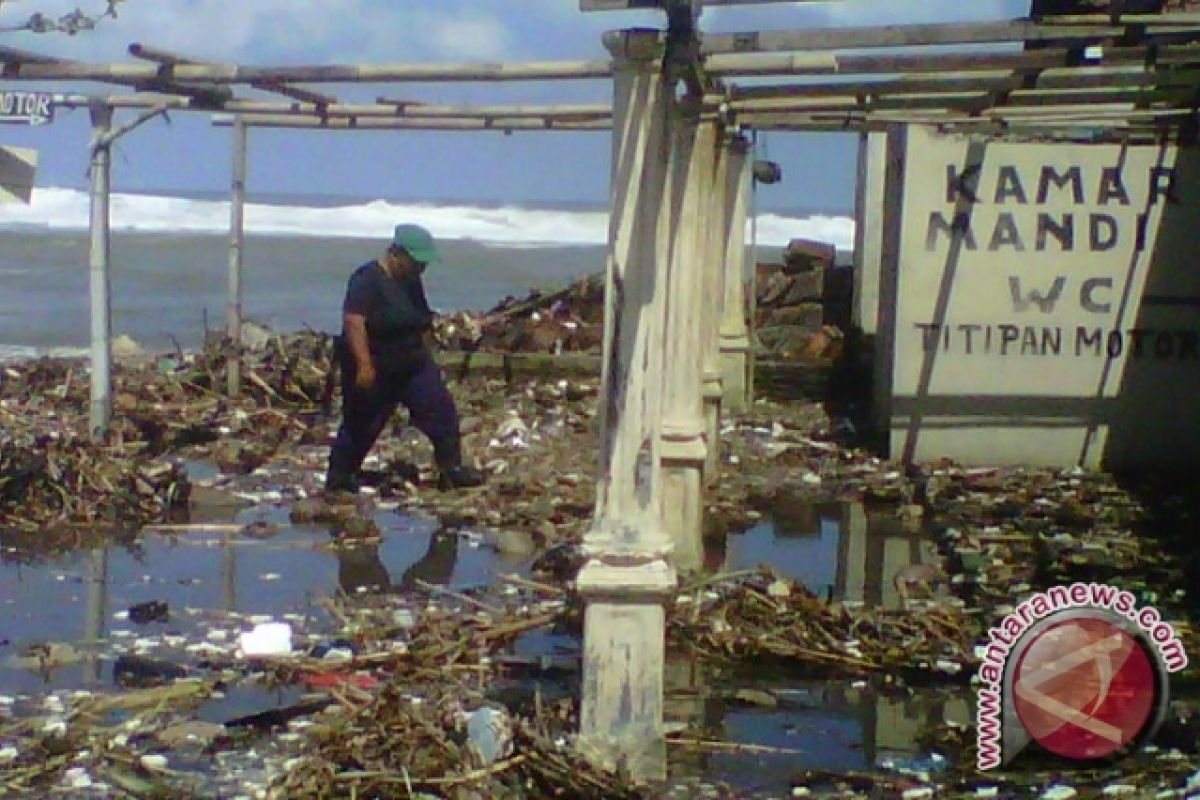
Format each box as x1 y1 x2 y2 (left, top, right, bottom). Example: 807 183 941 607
874 125 1200 469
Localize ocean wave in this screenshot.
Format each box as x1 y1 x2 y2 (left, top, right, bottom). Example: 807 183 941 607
0 344 90 364
1 188 855 250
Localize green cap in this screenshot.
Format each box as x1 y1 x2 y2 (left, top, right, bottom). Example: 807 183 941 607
391 223 440 263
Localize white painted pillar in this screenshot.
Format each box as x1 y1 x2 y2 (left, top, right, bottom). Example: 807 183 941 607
718 137 752 414
577 30 676 781
852 130 888 336
658 112 712 575
227 119 248 396
87 104 113 441
701 127 727 484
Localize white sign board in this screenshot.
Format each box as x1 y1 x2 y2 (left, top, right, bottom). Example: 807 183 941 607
0 91 55 125
0 146 37 204
878 125 1199 469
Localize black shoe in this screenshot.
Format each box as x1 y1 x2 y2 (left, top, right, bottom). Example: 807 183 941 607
325 471 360 495
438 465 484 490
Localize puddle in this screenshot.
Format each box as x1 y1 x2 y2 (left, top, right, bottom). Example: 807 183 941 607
0 494 995 796
716 500 939 608
0 503 532 704
665 662 971 795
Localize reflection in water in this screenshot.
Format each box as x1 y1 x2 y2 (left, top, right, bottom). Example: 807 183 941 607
81 548 108 686
717 500 939 609
665 660 972 794
335 529 459 595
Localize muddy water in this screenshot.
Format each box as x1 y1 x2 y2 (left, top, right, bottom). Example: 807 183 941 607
0 503 530 703
718 499 939 608
0 496 965 797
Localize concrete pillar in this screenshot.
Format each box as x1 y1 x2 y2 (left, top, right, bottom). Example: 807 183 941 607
87 104 113 441
701 130 728 484
852 130 887 336
658 111 712 575
577 30 677 781
718 137 752 413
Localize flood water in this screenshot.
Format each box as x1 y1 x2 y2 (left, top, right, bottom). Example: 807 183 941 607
0 495 965 797
718 498 939 609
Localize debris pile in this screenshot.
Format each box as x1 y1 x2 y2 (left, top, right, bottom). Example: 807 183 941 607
754 238 851 362
275 684 645 800
433 274 605 355
669 569 976 679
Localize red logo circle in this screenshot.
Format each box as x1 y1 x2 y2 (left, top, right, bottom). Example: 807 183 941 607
1012 616 1156 760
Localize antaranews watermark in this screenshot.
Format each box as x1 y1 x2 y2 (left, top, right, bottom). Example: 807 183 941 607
976 582 1188 770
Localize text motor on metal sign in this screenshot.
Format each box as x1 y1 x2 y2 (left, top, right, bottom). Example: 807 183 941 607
0 91 55 125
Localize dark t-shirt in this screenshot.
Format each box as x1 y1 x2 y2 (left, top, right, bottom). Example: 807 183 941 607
342 260 434 367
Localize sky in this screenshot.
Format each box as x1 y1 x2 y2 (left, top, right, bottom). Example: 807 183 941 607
1 0 1030 212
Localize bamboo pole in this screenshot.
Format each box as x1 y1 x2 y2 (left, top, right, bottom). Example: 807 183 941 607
719 65 1200 101
53 93 613 120
700 18 1200 55
227 119 247 397
88 104 113 441
704 43 1200 77
4 60 613 83
211 114 610 131
725 86 1193 114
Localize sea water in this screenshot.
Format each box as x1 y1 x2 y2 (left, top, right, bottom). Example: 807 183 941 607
0 188 854 358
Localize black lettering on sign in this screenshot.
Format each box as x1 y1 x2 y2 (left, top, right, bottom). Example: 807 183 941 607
1179 331 1200 360
1127 328 1148 358
1098 167 1131 206
1155 331 1175 358
995 166 1028 204
1009 276 1065 313
1089 214 1119 251
1150 167 1179 205
1076 327 1103 356
1080 278 1112 314
945 164 981 204
1106 330 1124 358
1042 327 1062 355
988 213 1024 251
1037 166 1084 204
926 212 977 250
959 323 982 354
1036 213 1074 251
999 324 1020 355
914 322 940 352
913 323 1200 360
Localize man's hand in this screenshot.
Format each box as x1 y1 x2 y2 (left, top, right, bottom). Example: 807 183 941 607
354 361 377 392
343 312 375 392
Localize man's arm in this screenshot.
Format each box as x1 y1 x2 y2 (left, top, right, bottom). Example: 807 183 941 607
343 312 376 389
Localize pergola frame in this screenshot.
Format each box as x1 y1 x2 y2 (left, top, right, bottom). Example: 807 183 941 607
5 0 1200 779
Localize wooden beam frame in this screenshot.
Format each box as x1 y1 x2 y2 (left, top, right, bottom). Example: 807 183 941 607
129 43 339 106
718 65 1200 101
580 0 827 9
704 42 1200 77
701 16 1200 55
0 58 613 83
211 114 610 131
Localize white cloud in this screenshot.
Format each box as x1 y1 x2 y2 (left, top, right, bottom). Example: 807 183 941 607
0 0 521 64
427 14 514 61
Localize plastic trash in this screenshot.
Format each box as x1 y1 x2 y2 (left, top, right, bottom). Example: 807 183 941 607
238 622 293 657
128 601 169 625
464 705 513 765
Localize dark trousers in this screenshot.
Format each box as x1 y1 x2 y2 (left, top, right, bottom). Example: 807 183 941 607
327 351 460 481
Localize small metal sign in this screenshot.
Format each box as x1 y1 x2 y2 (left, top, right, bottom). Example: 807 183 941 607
0 91 55 125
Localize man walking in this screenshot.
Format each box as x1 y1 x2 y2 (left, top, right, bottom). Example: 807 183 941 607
326 224 483 493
